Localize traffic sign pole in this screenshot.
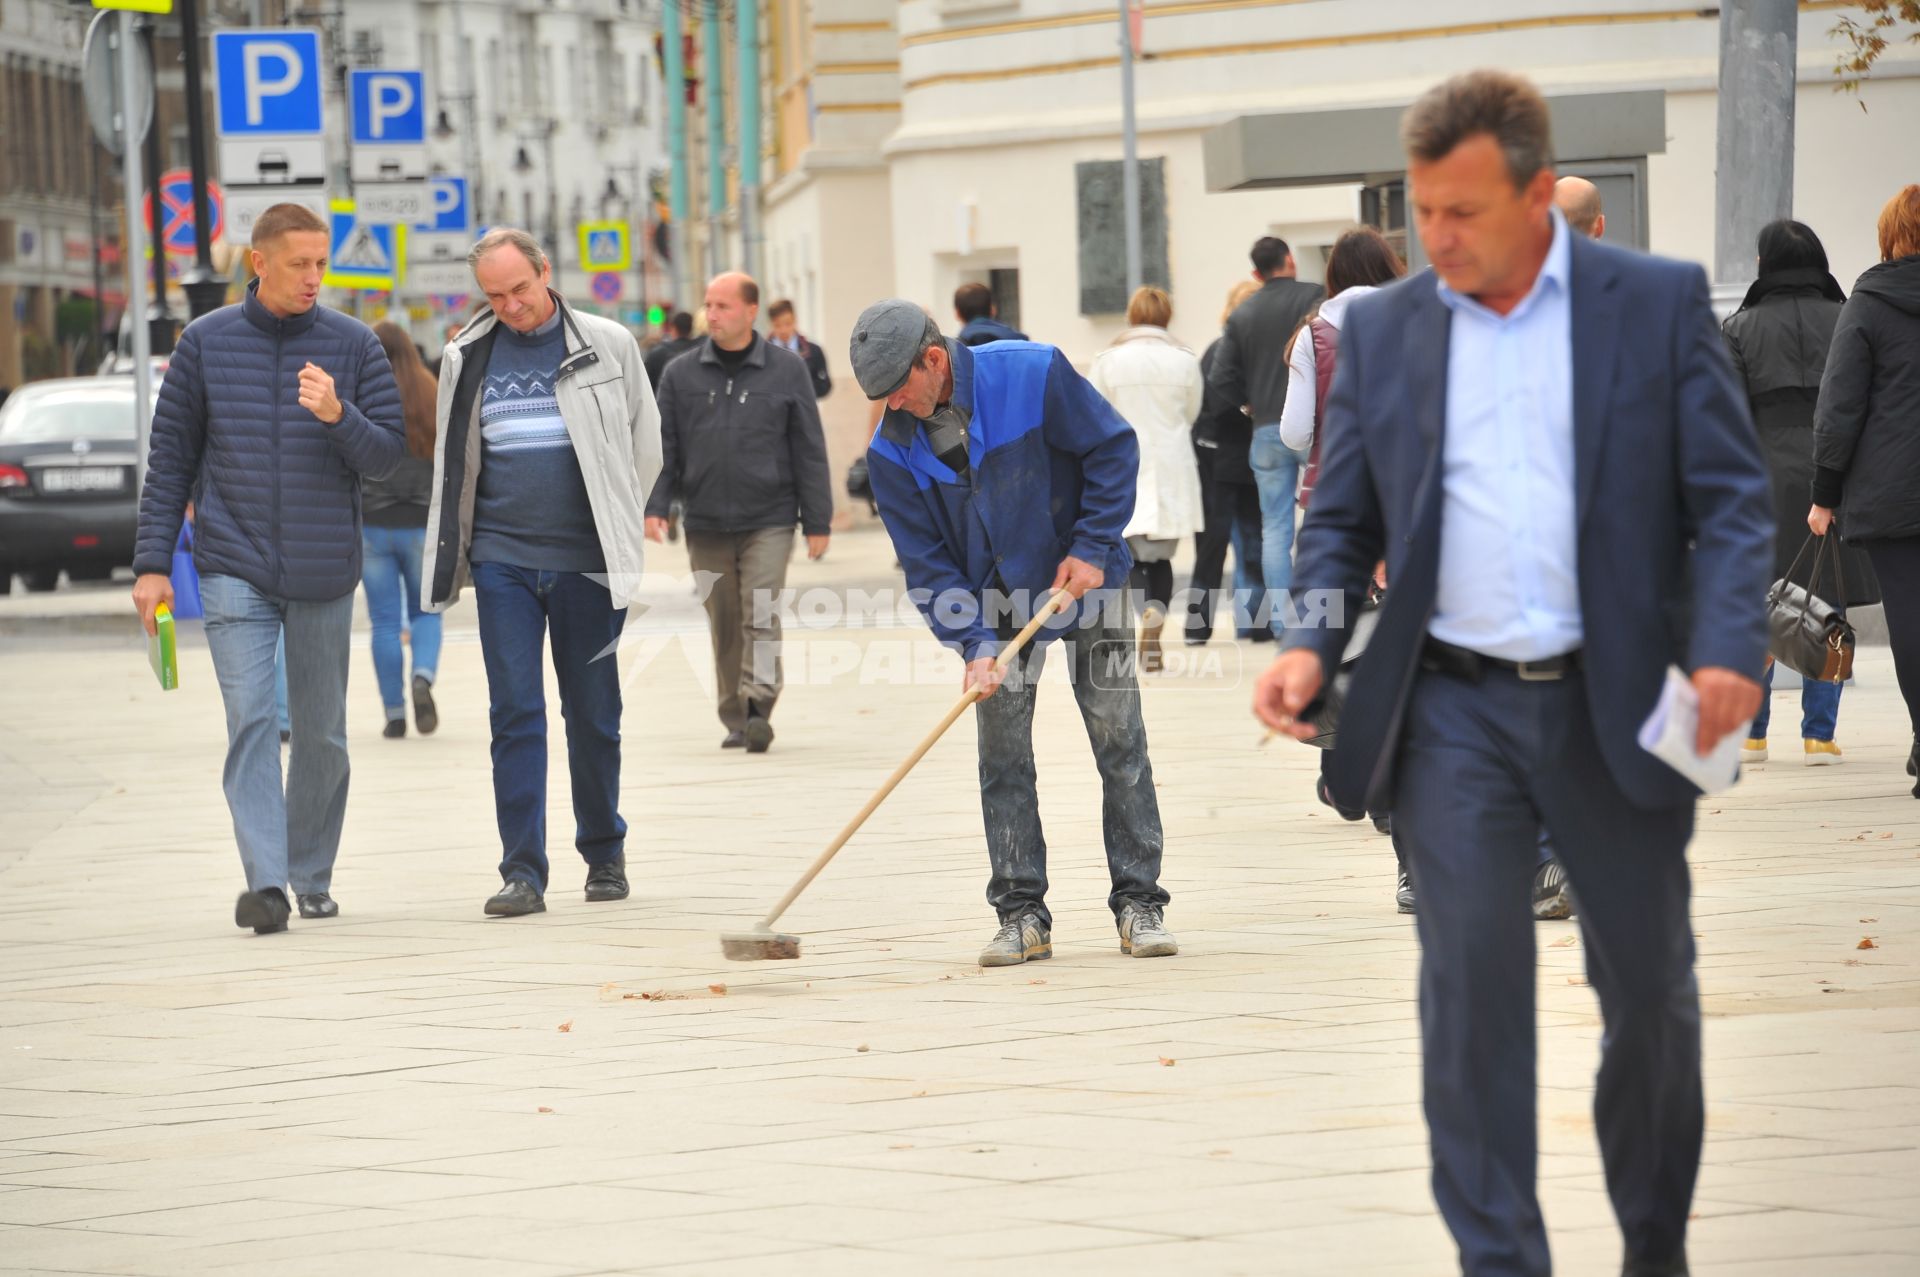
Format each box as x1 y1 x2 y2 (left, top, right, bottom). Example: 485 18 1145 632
118 10 154 497
176 0 227 317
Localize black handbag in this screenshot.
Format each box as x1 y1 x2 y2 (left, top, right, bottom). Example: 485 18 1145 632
1303 587 1383 750
1767 534 1855 683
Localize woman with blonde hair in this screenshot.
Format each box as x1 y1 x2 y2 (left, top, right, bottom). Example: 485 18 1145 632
363 321 444 737
1811 185 1920 793
1183 279 1266 645
1091 286 1205 671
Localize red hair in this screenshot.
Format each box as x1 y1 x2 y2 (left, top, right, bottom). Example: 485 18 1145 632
1879 185 1920 261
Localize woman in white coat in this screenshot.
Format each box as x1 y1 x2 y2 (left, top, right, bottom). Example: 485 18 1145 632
1091 286 1205 672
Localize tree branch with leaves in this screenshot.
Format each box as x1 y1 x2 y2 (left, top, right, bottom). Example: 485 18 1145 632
1832 0 1920 101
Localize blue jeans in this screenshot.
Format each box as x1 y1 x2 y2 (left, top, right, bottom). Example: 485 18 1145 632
974 592 1169 927
361 525 442 719
471 563 627 891
1751 662 1842 742
1249 424 1307 639
200 574 355 895
273 628 289 734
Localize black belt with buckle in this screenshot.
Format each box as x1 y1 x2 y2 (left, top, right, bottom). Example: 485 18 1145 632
1421 637 1583 683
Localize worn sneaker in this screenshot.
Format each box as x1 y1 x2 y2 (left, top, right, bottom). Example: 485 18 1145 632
1395 867 1416 915
1803 738 1843 766
979 912 1051 967
1739 738 1768 764
1138 605 1166 674
1117 902 1179 958
1532 858 1575 921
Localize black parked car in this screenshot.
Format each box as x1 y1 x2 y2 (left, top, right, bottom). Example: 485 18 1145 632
0 376 152 593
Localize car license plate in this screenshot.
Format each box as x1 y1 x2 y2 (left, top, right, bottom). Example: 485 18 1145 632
39 466 125 493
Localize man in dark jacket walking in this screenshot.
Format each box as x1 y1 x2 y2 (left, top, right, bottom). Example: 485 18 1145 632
954 282 1027 346
766 298 832 399
1207 237 1324 639
132 203 404 935
645 272 833 753
644 310 699 390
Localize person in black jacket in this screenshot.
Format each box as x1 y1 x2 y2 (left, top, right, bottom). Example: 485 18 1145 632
766 298 832 399
1206 236 1324 640
1811 186 1920 793
643 310 699 389
1723 220 1879 766
1184 279 1265 643
644 272 834 753
364 322 445 741
131 202 404 934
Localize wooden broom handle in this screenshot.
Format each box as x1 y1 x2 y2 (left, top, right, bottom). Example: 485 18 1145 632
754 588 1076 931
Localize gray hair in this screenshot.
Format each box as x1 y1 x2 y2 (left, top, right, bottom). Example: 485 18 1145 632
1401 69 1554 189
468 226 548 275
910 314 944 369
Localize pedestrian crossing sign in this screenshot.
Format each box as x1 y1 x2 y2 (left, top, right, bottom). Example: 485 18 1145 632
578 221 630 273
325 200 404 291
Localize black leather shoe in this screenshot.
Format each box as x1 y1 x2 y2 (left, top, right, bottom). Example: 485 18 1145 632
744 714 774 754
722 730 746 749
382 718 406 739
1622 1259 1688 1277
584 854 628 902
484 880 545 917
236 888 291 934
297 893 338 919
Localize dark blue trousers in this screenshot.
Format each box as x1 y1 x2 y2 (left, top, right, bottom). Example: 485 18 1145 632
472 563 628 891
1392 666 1700 1276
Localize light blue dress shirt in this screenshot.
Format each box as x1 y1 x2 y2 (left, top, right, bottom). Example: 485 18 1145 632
1429 210 1583 662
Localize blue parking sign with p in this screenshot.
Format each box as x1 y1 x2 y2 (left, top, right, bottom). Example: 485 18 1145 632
214 31 323 134
350 70 426 144
423 177 471 234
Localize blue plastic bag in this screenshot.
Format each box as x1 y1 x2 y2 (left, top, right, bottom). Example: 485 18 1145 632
169 520 203 620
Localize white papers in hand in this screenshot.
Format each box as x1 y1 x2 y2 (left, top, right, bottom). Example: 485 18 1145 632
1637 665 1746 795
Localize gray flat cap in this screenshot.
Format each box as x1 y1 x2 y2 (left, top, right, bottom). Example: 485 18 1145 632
850 299 941 400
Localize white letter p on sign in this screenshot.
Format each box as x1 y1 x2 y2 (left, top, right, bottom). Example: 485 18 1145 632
368 74 416 140
242 42 303 127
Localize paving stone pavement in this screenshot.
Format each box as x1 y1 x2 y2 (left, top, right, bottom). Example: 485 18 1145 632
1 527 1916 1276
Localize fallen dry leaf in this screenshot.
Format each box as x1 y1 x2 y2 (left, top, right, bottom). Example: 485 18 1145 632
1549 935 1577 949
557 1020 573 1032
1159 1056 1177 1067
1844 959 1861 967
708 983 728 996
599 982 619 996
1566 977 1589 986
1822 987 1844 995
1879 832 1894 840
1862 917 1879 924
1858 937 1878 950
912 1090 926 1097
856 1044 870 1053
1027 979 1047 986
537 1106 554 1114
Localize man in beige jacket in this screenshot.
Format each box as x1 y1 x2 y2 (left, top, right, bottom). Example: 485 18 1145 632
423 227 662 918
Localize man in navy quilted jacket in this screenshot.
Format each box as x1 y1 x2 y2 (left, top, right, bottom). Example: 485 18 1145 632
133 203 404 936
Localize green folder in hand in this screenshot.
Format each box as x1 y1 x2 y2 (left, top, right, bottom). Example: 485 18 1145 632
149 604 178 690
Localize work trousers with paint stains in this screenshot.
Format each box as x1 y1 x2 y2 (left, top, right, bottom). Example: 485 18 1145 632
973 592 1169 929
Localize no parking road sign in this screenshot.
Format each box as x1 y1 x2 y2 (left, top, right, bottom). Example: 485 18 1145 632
591 273 623 303
143 169 224 254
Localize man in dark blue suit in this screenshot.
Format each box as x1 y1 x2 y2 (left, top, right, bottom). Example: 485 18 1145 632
1255 72 1772 1276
